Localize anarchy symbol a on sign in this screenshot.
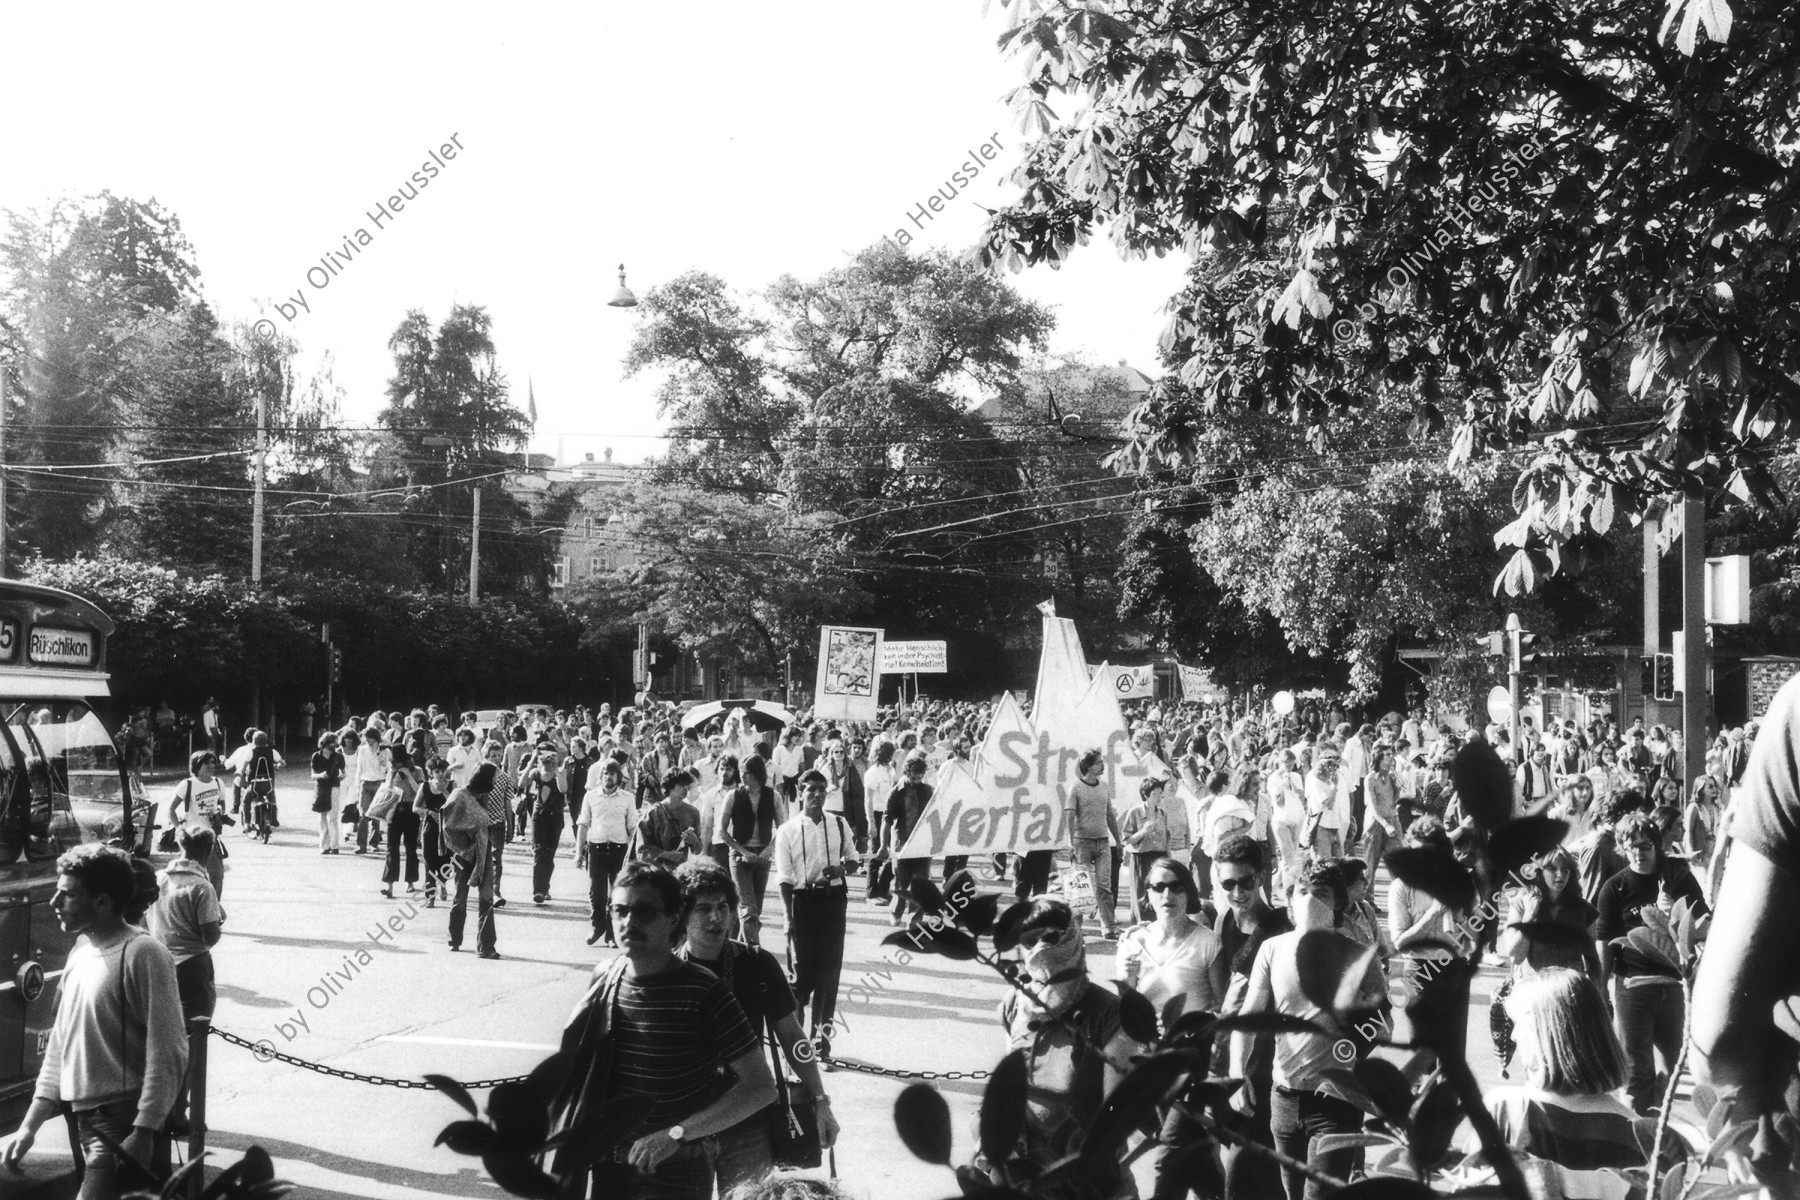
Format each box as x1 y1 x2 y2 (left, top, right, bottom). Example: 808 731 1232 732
1114 671 1135 694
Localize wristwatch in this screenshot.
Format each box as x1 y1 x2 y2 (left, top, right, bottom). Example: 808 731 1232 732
667 1124 687 1144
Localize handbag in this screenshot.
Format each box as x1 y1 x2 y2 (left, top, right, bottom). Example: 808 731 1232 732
365 782 400 824
766 1025 823 1168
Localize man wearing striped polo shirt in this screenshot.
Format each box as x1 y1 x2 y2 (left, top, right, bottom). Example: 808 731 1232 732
555 862 776 1200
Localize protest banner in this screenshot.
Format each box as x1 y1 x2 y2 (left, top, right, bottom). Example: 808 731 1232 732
814 626 881 721
1107 663 1155 699
1177 663 1225 702
880 640 948 674
897 667 1164 861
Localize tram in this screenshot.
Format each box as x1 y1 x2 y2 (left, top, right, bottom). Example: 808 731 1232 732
0 581 142 1130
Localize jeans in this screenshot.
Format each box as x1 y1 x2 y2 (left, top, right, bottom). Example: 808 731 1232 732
587 842 629 938
1615 977 1684 1114
594 1145 714 1200
712 1112 774 1195
1014 849 1053 900
1151 1099 1225 1200
448 853 495 954
487 823 508 897
74 1099 142 1200
1132 850 1163 920
1269 1086 1363 1200
356 780 382 851
1310 825 1342 859
1362 823 1389 887
1071 836 1116 931
383 806 420 885
732 852 772 946
892 857 928 921
422 818 449 899
532 811 564 897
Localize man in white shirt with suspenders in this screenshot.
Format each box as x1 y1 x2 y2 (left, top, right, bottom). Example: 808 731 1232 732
774 770 860 1059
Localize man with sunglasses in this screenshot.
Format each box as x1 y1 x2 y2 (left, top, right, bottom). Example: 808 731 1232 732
553 863 777 1200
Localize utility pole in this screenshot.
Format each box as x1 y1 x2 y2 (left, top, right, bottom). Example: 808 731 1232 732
468 482 481 604
1681 496 1708 790
250 382 267 733
251 383 267 585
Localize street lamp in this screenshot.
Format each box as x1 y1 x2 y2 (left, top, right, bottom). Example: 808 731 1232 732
608 264 639 308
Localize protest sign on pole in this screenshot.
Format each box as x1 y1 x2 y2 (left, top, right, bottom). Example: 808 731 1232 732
880 640 948 674
813 626 881 721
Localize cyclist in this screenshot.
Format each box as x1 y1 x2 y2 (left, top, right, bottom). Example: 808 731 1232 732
242 730 284 842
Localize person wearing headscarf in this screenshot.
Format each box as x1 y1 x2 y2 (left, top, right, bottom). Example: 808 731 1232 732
982 899 1143 1194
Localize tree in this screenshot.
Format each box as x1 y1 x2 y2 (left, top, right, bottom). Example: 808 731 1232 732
103 303 254 569
1 194 208 559
375 305 534 592
628 245 1066 658
978 0 1800 592
566 486 865 682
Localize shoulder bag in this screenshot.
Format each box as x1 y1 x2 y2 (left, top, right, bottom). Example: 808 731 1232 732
760 961 824 1169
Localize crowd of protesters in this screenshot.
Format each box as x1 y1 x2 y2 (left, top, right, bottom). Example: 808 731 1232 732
124 685 1791 1200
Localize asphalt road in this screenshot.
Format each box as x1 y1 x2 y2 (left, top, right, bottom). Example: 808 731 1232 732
11 767 1558 1200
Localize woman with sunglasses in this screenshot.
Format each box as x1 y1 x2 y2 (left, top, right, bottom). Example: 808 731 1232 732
1117 857 1227 1200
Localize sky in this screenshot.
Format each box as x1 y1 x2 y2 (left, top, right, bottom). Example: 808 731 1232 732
0 1 1191 465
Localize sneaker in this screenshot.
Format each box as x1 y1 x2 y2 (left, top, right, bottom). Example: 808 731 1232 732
448 942 460 951
494 897 507 908
533 894 546 905
586 931 604 946
479 950 501 960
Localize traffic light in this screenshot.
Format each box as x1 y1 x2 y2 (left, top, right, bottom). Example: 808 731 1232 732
330 646 343 683
632 648 647 685
1653 653 1676 701
1478 632 1506 656
1517 632 1541 670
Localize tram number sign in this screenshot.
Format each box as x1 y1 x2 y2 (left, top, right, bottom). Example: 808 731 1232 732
0 618 17 663
29 626 95 667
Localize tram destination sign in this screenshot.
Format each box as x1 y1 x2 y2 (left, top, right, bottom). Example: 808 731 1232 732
29 626 96 667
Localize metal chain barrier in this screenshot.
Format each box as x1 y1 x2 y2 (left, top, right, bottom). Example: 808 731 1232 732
210 1026 531 1090
212 1026 987 1087
821 1054 990 1082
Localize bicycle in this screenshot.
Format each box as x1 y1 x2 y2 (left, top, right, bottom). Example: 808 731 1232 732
247 787 273 842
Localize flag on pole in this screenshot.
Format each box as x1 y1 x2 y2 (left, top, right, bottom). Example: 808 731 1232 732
1037 598 1056 616
527 377 538 427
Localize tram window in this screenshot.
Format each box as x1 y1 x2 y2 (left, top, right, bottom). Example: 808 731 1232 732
0 731 30 865
6 704 122 852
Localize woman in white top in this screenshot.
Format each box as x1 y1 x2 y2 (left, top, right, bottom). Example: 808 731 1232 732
447 728 483 791
1265 749 1307 895
1116 855 1228 1200
574 758 636 947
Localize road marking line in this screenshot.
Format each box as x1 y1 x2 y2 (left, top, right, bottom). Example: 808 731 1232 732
375 1035 557 1050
